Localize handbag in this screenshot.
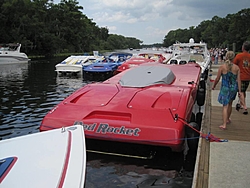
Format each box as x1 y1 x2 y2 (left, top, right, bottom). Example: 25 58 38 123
236 97 241 111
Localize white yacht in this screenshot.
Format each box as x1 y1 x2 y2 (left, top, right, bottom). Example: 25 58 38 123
0 43 30 63
168 38 212 81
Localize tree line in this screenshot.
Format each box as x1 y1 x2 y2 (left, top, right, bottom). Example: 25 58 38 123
1 0 249 56
0 0 142 57
163 8 250 52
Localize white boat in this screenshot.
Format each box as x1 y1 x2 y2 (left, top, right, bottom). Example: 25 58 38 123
168 38 211 80
0 43 30 63
0 125 86 188
55 54 103 75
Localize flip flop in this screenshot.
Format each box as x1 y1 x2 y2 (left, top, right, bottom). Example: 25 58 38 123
243 109 248 115
219 126 227 130
226 119 231 124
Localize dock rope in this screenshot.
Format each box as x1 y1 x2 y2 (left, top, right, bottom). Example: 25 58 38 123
169 109 228 142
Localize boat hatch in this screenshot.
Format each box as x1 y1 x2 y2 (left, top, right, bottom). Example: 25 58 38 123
0 157 17 183
128 87 183 110
70 85 119 106
119 65 176 87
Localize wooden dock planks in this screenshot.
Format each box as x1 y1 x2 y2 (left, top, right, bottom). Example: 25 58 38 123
193 63 250 188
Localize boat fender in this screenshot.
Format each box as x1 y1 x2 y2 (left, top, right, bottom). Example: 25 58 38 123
190 112 196 122
196 87 205 106
195 112 203 130
185 122 199 135
185 122 199 151
196 80 206 106
199 80 206 90
201 68 209 81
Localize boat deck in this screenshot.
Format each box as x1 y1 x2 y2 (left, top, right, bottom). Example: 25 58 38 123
193 64 250 188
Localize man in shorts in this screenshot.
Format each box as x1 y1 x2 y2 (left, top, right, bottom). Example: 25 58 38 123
233 41 250 115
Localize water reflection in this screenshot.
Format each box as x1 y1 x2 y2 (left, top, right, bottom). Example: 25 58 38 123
0 58 195 187
86 151 193 188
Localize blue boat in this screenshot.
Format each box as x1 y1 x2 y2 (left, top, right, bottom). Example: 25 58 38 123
83 52 133 80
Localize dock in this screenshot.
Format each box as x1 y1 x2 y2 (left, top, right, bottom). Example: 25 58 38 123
192 64 250 188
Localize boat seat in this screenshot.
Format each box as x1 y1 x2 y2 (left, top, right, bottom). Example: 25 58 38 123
170 59 178 64
119 65 176 87
190 54 204 62
188 59 196 63
179 60 187 65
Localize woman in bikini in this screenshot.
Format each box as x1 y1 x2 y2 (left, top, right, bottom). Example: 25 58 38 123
212 51 241 130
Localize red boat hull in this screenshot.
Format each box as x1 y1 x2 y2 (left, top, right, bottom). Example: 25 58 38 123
40 63 201 152
115 57 157 74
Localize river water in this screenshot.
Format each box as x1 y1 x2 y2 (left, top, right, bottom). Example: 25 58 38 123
0 57 196 188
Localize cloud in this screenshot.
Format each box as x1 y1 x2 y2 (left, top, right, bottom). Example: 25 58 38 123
107 25 117 32
56 0 250 44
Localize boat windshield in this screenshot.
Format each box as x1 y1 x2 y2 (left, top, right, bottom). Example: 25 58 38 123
0 44 19 51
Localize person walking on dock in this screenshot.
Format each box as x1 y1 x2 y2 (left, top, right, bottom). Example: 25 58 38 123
233 41 250 115
212 51 241 130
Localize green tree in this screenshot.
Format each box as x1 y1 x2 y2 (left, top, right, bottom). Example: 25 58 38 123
163 8 250 51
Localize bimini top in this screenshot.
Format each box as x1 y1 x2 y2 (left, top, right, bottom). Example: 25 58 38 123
119 65 176 87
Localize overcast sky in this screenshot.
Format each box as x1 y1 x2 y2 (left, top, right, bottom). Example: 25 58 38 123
56 0 250 44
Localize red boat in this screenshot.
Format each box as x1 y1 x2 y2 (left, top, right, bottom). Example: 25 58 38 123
138 52 167 63
40 63 204 152
115 56 157 74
